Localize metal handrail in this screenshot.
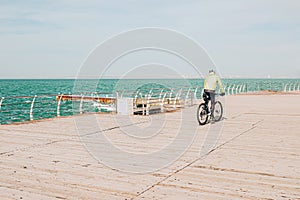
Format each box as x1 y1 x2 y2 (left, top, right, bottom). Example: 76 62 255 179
1 82 299 124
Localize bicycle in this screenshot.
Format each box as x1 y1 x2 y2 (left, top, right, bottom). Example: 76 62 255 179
197 92 224 125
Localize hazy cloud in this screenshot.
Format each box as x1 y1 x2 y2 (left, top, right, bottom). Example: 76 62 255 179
0 0 299 78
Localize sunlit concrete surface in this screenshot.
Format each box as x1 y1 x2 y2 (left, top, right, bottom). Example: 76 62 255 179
1 94 299 200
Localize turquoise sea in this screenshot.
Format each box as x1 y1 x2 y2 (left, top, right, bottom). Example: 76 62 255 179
0 79 299 124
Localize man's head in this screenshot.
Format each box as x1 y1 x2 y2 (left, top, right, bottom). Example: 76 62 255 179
209 69 215 74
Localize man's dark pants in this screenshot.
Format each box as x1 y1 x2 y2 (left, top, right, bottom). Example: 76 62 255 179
204 89 216 118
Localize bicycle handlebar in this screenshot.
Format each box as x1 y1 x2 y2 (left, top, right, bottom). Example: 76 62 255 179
214 92 225 96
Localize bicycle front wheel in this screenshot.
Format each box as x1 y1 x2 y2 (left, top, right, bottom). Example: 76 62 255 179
213 101 223 122
197 103 209 125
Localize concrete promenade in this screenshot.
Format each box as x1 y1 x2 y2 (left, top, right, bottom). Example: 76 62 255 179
1 94 300 200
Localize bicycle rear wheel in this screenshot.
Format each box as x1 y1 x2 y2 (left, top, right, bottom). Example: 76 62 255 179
213 101 223 122
197 103 209 125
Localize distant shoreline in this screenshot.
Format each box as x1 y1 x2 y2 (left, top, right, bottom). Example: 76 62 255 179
0 78 300 80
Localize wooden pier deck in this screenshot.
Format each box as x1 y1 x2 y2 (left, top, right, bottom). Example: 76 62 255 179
1 94 300 200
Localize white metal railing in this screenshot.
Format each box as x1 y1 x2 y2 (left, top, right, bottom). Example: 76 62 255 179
1 82 299 124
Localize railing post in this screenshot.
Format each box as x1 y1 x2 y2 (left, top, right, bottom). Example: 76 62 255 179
0 97 4 109
79 95 84 114
133 90 139 109
149 89 153 97
142 96 145 116
235 85 239 94
159 89 164 102
239 84 243 93
158 89 163 110
185 88 190 107
120 90 125 98
161 92 166 112
174 92 178 109
95 93 101 111
284 83 287 92
169 89 173 101
288 83 292 92
30 95 37 121
231 85 235 95
57 94 63 117
174 89 182 109
115 92 118 113
146 91 152 116
227 85 231 95
194 87 198 103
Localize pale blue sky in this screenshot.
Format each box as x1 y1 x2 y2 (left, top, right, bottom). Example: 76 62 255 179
0 0 299 78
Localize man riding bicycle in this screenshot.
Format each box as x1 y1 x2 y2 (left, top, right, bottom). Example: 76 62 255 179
203 69 225 120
